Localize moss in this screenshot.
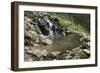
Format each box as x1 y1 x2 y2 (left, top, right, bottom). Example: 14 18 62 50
79 51 89 59
48 12 90 34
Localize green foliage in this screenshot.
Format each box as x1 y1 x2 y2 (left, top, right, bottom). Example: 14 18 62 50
48 12 90 34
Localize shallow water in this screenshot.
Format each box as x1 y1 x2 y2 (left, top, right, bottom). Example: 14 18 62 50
39 33 82 52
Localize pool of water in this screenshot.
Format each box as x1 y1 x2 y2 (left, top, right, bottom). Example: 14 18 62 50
39 33 82 52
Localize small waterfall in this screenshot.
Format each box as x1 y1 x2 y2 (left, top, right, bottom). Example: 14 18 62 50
44 16 54 37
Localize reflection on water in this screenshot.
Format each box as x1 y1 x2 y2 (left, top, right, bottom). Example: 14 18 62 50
40 33 82 52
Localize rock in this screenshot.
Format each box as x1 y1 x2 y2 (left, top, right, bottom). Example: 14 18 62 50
79 32 86 37
25 39 30 46
25 46 29 50
41 39 53 45
79 32 90 42
31 54 39 61
51 51 60 56
25 30 33 39
65 54 72 59
24 17 33 30
56 51 68 60
35 38 40 43
83 49 90 55
24 17 32 23
82 42 90 49
78 51 89 59
24 54 33 62
72 54 80 59
33 44 39 47
46 53 56 60
41 50 48 56
66 30 72 34
39 56 45 61
39 34 47 40
87 42 90 46
30 30 38 36
32 49 41 57
27 49 33 54
25 30 39 41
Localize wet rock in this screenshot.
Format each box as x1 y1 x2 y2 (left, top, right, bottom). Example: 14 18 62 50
65 54 72 59
27 49 33 54
51 51 60 56
35 38 40 44
57 51 68 60
83 49 90 55
33 44 39 47
24 17 33 30
39 56 46 61
79 32 90 42
78 51 89 59
25 30 33 39
41 50 48 56
79 32 87 37
25 46 29 50
25 39 30 46
30 30 38 36
41 39 53 45
24 17 32 24
81 42 90 49
32 49 41 57
46 53 56 60
31 54 39 61
72 54 80 59
39 34 47 40
32 49 48 58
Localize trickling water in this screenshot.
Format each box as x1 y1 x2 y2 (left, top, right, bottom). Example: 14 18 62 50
44 16 54 37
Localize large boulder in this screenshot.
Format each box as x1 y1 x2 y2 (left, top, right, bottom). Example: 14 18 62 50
41 39 53 45
39 34 53 45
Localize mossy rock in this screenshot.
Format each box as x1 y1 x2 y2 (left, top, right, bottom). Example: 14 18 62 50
79 51 89 59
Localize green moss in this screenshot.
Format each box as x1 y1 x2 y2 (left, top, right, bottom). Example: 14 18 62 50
79 51 89 59
48 13 90 34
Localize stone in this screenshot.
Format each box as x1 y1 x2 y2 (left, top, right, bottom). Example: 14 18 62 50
33 44 39 47
82 42 90 49
78 51 89 59
35 38 40 43
41 39 53 45
24 17 32 23
39 34 47 40
25 46 29 50
41 50 48 56
65 54 71 59
83 49 90 55
30 30 38 36
51 51 60 56
27 49 33 54
24 54 33 62
25 30 33 39
32 49 41 57
46 53 56 60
